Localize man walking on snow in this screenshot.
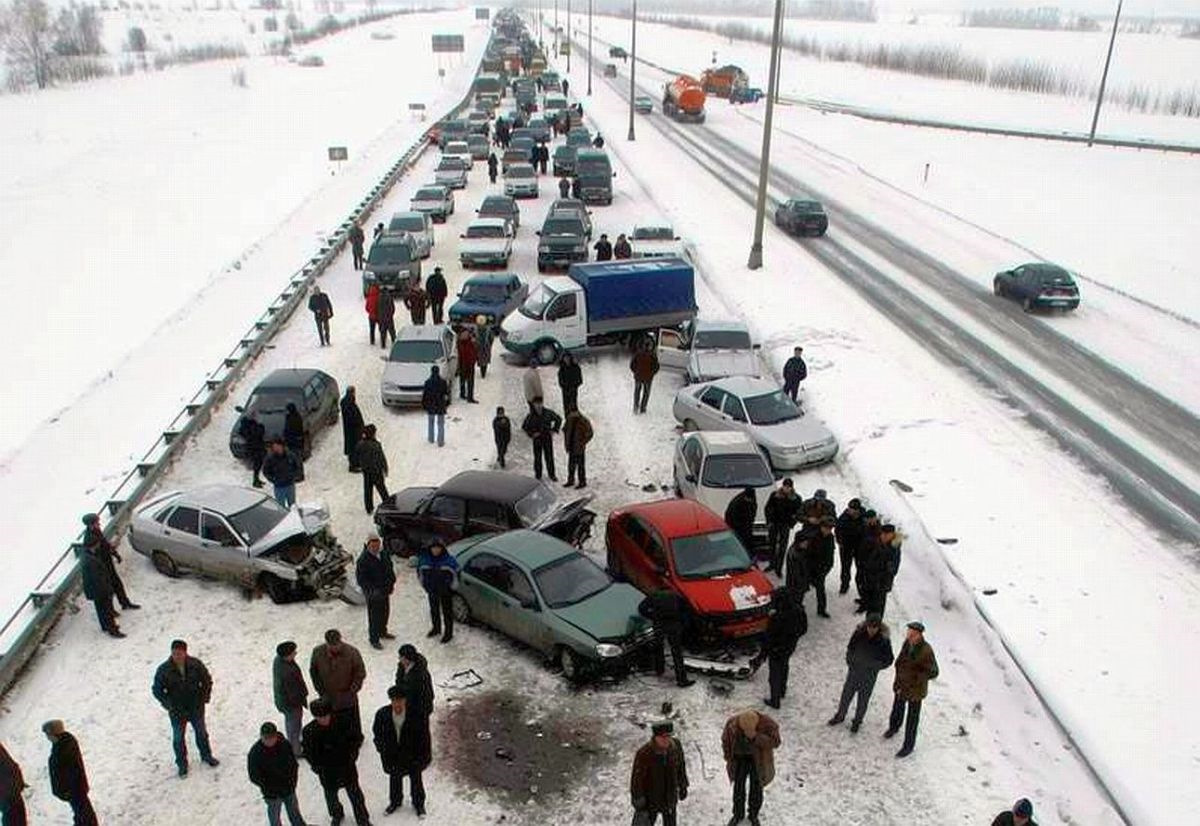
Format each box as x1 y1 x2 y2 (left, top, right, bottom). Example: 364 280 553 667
426 267 448 325
43 720 97 826
630 721 688 826
341 387 365 473
349 223 365 270
248 721 306 826
421 366 450 447
152 639 218 777
308 286 333 346
302 699 371 826
353 424 389 514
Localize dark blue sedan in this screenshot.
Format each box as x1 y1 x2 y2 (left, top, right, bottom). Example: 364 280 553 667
993 263 1081 312
447 273 529 326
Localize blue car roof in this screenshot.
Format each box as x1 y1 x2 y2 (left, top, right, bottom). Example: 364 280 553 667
464 273 518 286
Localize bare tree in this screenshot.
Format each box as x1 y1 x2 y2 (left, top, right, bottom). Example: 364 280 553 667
1 0 55 89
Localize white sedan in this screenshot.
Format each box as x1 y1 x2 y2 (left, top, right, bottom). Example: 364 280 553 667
672 376 839 470
630 224 685 259
673 431 775 533
459 218 514 268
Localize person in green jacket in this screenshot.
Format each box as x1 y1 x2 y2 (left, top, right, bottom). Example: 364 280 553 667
885 621 938 758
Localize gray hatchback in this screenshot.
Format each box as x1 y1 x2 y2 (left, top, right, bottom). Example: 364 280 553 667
229 368 339 460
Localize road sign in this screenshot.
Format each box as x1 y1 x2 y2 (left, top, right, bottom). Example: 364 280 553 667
327 146 348 162
475 7 490 19
559 42 570 55
431 34 465 53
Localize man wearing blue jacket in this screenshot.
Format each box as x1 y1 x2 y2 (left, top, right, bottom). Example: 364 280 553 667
417 543 459 644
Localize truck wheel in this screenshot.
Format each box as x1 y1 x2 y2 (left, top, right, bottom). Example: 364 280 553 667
532 341 560 366
152 551 179 578
1022 297 1035 313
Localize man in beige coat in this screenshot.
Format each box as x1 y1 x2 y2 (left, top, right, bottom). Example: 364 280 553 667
720 709 781 826
309 629 367 739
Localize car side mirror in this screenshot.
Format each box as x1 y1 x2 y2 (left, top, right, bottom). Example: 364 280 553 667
752 343 762 350
684 474 696 484
535 230 541 235
235 405 244 413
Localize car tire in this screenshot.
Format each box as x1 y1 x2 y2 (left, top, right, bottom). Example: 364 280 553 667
384 533 407 558
993 279 1005 297
151 551 179 578
758 444 776 472
558 646 586 684
532 340 560 366
681 418 699 433
1022 297 1034 313
451 593 473 625
260 573 292 604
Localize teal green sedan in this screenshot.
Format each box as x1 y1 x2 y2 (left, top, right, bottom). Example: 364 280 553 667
449 530 657 682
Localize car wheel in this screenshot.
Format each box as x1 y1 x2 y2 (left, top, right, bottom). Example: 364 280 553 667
558 646 586 684
451 593 472 625
260 573 292 604
993 279 1004 297
1022 297 1034 313
681 418 699 433
151 551 179 578
384 533 407 557
532 340 560 366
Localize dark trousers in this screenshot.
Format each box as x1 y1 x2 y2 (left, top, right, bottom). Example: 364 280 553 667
250 449 265 485
730 755 763 820
352 246 364 269
566 451 586 486
428 591 453 639
479 358 489 379
640 811 677 826
409 309 426 326
561 385 578 412
379 319 396 348
836 669 879 724
314 315 331 345
387 767 426 810
783 378 800 403
333 704 363 740
496 438 509 468
430 299 444 324
532 437 556 480
1 794 27 826
320 769 369 825
859 586 885 615
633 379 653 413
67 793 98 826
102 558 134 610
368 318 378 345
91 598 118 634
838 543 855 592
488 169 497 183
459 369 475 401
363 471 388 513
888 694 922 750
767 651 792 704
766 522 790 571
806 569 828 615
651 631 688 685
366 594 390 644
169 708 213 769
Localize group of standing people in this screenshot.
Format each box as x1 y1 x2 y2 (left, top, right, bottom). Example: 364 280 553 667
592 232 632 261
506 359 593 487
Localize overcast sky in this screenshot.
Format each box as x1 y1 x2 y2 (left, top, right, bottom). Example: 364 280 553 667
668 0 1200 18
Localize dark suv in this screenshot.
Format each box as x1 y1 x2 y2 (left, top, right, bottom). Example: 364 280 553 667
536 211 590 272
229 368 340 460
993 263 1081 312
774 199 828 237
363 234 421 296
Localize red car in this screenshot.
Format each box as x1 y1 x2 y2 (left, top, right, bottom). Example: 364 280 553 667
605 499 774 641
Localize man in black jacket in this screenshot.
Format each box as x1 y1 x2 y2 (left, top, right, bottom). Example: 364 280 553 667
353 424 389 514
782 346 807 403
593 233 612 261
638 589 694 688
303 699 371 826
487 151 499 182
763 480 799 574
377 287 397 349
349 223 365 270
272 641 308 756
372 686 432 816
828 613 894 732
262 440 303 509
308 286 333 346
756 587 807 709
878 523 903 616
341 387 365 473
76 542 123 638
800 517 836 618
394 644 434 720
558 176 571 198
422 366 450 447
43 721 97 826
835 498 865 595
557 352 583 412
521 397 562 481
356 534 396 650
239 413 267 487
0 740 27 826
492 406 511 468
426 267 448 325
81 512 139 614
613 233 632 259
724 487 758 556
992 798 1037 826
152 639 218 776
247 722 306 826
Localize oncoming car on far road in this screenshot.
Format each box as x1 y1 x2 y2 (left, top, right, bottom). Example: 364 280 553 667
774 198 828 237
449 530 657 682
993 262 1081 313
634 95 654 114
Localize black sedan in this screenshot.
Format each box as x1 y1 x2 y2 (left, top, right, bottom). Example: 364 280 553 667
993 263 1081 312
373 471 594 558
229 368 339 460
774 198 828 237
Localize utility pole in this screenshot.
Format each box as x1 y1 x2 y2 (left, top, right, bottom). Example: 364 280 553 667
627 0 637 141
747 0 785 270
554 0 559 53
1089 0 1123 147
567 0 572 73
587 0 593 95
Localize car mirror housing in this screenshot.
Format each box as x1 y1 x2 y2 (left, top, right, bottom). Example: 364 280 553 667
685 474 696 484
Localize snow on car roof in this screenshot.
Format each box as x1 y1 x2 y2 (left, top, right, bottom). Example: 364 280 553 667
396 324 452 342
470 529 576 569
703 375 778 396
173 484 273 515
688 431 760 454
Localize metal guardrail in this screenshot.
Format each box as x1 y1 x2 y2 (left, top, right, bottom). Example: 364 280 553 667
0 47 490 698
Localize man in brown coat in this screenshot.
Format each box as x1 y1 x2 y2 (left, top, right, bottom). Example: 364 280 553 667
630 721 688 826
309 629 367 739
562 407 593 489
630 340 660 414
720 710 780 826
885 621 939 758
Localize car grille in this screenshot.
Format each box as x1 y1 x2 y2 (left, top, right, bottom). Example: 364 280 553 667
398 385 423 392
706 604 770 626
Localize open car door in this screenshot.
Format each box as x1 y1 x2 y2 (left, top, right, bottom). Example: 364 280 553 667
657 328 690 371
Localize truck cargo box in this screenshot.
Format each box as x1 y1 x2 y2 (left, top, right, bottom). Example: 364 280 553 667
568 258 697 334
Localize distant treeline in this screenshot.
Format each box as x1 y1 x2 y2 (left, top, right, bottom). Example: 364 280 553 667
585 0 876 22
963 6 1100 32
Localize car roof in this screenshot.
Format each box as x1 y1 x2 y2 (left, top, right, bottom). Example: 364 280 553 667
1023 262 1070 275
372 233 414 247
439 470 541 501
576 148 608 160
172 484 274 514
621 499 728 536
685 430 760 455
692 318 749 333
414 184 448 195
396 324 452 342
507 162 535 171
465 273 519 285
255 368 328 390
551 198 585 209
469 217 509 229
481 195 516 206
389 211 425 222
700 375 778 397
470 529 576 569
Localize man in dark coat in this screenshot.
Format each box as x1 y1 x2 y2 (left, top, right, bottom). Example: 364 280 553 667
562 407 593 489
630 721 688 826
878 524 903 615
248 721 306 826
992 799 1037 826
43 721 97 826
630 340 660 414
522 397 562 481
82 512 139 613
724 487 757 554
799 488 836 527
394 645 434 720
308 285 333 346
373 687 432 816
638 589 694 688
614 233 632 259
593 233 613 261
763 480 799 574
272 641 308 756
572 176 582 199
238 413 267 487
835 498 865 595
492 406 512 468
76 542 123 638
800 517 836 618
353 424 389 514
376 287 397 349
405 280 428 325
828 613 894 732
303 699 371 826
421 366 450 447
537 143 549 174
593 133 605 148
262 440 303 509
487 151 499 182
309 629 367 739
349 223 366 270
152 639 217 776
886 622 939 757
757 587 806 709
782 346 807 403
558 176 571 198
426 266 448 325
417 543 459 643
340 387 365 472
456 329 478 403
0 741 27 826
356 535 396 650
283 403 305 455
557 352 583 412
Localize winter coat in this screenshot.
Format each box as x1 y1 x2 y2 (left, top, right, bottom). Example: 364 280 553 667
262 449 303 487
349 225 365 250
78 547 112 602
593 239 613 261
493 414 512 448
763 491 800 529
835 509 864 553
630 737 688 813
855 538 887 592
782 355 807 385
417 550 459 597
638 589 689 637
48 733 88 802
376 289 396 322
523 367 544 404
405 287 428 316
630 349 659 382
152 655 213 717
558 360 583 393
426 271 448 302
421 375 450 415
724 490 757 548
559 178 571 198
340 394 364 457
881 536 903 591
248 736 299 799
365 285 381 321
394 654 435 719
457 335 479 371
893 639 939 701
801 530 835 578
614 238 632 259
800 496 836 523
487 154 499 173
720 713 780 788
845 623 895 676
308 292 333 320
992 813 1038 826
372 705 432 774
353 436 388 477
0 742 24 803
522 406 562 443
477 324 494 366
356 548 396 600
239 416 266 457
563 410 594 455
273 655 309 714
762 598 806 658
283 407 305 450
309 643 366 711
302 719 363 785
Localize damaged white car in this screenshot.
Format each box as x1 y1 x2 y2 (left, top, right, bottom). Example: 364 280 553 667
128 485 360 604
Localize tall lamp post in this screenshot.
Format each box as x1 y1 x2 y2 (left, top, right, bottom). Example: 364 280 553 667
567 0 572 73
746 0 785 270
1088 0 1123 147
587 0 593 95
627 0 637 141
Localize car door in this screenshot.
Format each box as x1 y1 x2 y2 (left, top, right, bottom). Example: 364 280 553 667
199 511 247 581
722 393 750 438
465 499 510 538
301 378 322 437
495 560 551 651
1012 266 1033 300
657 328 690 371
615 514 668 593
674 435 702 498
423 495 466 545
460 552 507 627
695 386 729 430
545 292 583 343
163 505 203 569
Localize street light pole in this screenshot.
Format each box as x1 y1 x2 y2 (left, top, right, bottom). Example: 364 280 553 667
587 0 593 95
747 0 785 270
1088 0 1123 147
627 0 637 141
567 0 572 73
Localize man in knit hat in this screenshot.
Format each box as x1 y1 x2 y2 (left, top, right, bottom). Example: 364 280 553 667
630 721 688 825
992 798 1036 826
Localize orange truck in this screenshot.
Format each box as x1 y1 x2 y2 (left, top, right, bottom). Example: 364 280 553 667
701 64 748 98
662 74 707 123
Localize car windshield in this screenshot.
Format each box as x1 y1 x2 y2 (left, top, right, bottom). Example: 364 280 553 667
519 283 556 320
744 390 801 425
577 160 609 177
389 217 425 233
694 330 751 350
534 553 612 608
555 147 575 159
467 224 507 239
414 188 443 201
437 159 464 171
389 340 443 363
513 481 557 524
508 166 534 179
481 199 514 214
701 455 774 488
542 218 581 235
790 200 822 213
670 530 753 578
634 226 673 240
463 283 507 301
227 498 290 545
247 388 297 414
367 243 412 266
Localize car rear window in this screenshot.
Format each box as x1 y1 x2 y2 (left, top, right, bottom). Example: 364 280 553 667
694 330 751 350
701 455 773 489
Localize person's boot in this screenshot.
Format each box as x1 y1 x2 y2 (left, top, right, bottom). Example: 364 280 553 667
676 677 695 688
850 719 862 733
883 727 899 739
763 697 780 709
895 745 914 758
827 715 844 726
426 628 440 638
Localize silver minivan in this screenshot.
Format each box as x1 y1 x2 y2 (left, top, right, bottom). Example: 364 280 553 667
386 211 434 258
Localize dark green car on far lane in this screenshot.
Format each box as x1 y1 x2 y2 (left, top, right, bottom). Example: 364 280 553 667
449 530 657 682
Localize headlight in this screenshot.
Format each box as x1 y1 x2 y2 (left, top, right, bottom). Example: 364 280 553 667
505 329 522 342
779 446 803 454
364 271 377 281
595 643 623 658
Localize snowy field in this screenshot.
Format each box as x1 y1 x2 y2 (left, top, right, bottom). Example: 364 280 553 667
0 8 487 623
0 102 1122 826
